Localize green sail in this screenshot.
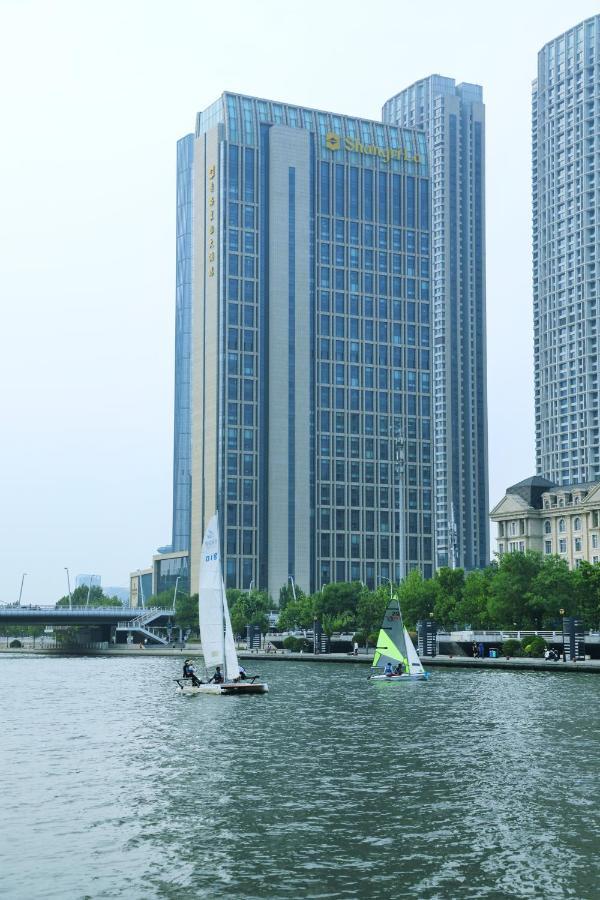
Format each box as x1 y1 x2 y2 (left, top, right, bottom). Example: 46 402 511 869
372 594 409 670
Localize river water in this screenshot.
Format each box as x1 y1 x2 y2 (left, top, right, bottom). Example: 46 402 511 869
1 654 599 899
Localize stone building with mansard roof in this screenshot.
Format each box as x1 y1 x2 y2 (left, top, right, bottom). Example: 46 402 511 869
490 476 600 568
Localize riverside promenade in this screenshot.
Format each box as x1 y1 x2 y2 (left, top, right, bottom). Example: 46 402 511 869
1 643 599 673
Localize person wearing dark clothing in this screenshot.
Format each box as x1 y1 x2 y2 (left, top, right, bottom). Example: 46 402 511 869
209 666 224 684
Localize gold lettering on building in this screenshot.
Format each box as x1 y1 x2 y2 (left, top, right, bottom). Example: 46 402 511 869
207 162 217 276
324 131 421 165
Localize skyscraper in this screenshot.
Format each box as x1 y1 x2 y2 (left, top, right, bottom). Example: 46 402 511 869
171 134 194 552
184 93 433 597
383 76 489 570
533 16 600 485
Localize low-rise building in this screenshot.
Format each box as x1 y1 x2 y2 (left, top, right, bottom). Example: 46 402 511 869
490 476 600 568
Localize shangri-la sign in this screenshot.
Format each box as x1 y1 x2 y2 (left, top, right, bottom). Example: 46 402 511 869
325 132 421 165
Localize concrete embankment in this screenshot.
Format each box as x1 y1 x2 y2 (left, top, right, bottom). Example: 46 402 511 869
1 644 599 673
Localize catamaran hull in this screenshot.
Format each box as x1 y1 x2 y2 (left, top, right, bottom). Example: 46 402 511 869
176 680 269 695
369 673 430 682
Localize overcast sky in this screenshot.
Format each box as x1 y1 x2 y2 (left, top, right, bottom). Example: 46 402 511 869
1 0 597 604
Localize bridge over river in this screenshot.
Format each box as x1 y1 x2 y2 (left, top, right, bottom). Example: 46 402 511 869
0 606 175 645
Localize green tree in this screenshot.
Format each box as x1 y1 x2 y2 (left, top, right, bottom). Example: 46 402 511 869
56 586 122 608
228 590 271 637
277 594 316 631
572 561 600 628
433 567 465 628
356 588 388 646
398 570 438 629
278 582 306 610
313 582 363 631
529 555 573 627
487 551 544 628
454 568 493 628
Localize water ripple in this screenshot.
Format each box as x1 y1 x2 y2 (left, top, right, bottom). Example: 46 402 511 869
1 655 599 898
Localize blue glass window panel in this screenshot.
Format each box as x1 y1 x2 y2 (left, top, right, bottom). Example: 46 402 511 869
320 244 330 264
228 229 239 251
419 179 428 230
320 217 330 239
406 230 416 253
335 293 344 313
364 170 373 220
228 145 239 199
244 232 255 253
420 281 429 300
244 206 254 228
243 379 253 401
378 275 388 295
364 297 373 317
335 219 344 242
229 255 239 276
406 279 416 299
243 281 254 302
243 405 253 425
363 224 373 247
378 173 387 223
335 164 345 216
349 167 359 218
349 221 359 244
320 162 330 214
335 269 344 290
229 203 239 226
420 304 429 324
228 302 239 324
244 257 254 278
319 292 330 311
406 176 415 227
392 175 401 226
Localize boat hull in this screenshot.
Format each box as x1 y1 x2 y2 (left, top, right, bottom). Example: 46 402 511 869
176 680 269 695
369 672 430 682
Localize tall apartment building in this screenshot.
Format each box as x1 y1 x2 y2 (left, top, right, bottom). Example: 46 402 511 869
533 16 600 485
382 76 489 571
180 92 433 597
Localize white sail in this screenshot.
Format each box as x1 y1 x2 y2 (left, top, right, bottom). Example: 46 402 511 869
198 513 239 680
404 626 425 675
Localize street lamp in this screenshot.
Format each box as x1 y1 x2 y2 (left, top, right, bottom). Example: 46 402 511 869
173 576 180 612
64 567 73 609
249 578 255 593
559 608 566 662
288 574 297 602
18 573 27 606
380 576 394 602
86 574 100 608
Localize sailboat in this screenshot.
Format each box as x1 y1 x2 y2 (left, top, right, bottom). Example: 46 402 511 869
175 513 268 695
368 592 430 682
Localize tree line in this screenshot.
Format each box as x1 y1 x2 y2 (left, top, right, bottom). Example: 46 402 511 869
49 550 600 643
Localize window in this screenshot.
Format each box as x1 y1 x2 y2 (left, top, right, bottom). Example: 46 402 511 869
574 537 582 552
544 520 551 534
545 540 552 554
559 538 567 553
558 518 566 533
593 533 598 550
509 521 518 536
574 517 581 532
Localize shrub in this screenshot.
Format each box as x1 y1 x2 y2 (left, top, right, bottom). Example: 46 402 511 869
282 636 304 652
502 639 522 658
9 639 22 648
522 635 547 657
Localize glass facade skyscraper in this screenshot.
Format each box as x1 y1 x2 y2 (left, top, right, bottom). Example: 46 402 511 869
533 16 600 485
171 134 194 552
383 76 489 570
184 92 432 597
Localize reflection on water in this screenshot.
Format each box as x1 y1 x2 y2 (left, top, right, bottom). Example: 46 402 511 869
1 655 599 898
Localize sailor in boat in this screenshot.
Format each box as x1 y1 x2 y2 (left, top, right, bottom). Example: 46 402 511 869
393 661 408 676
209 665 224 684
384 662 394 677
183 659 203 687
